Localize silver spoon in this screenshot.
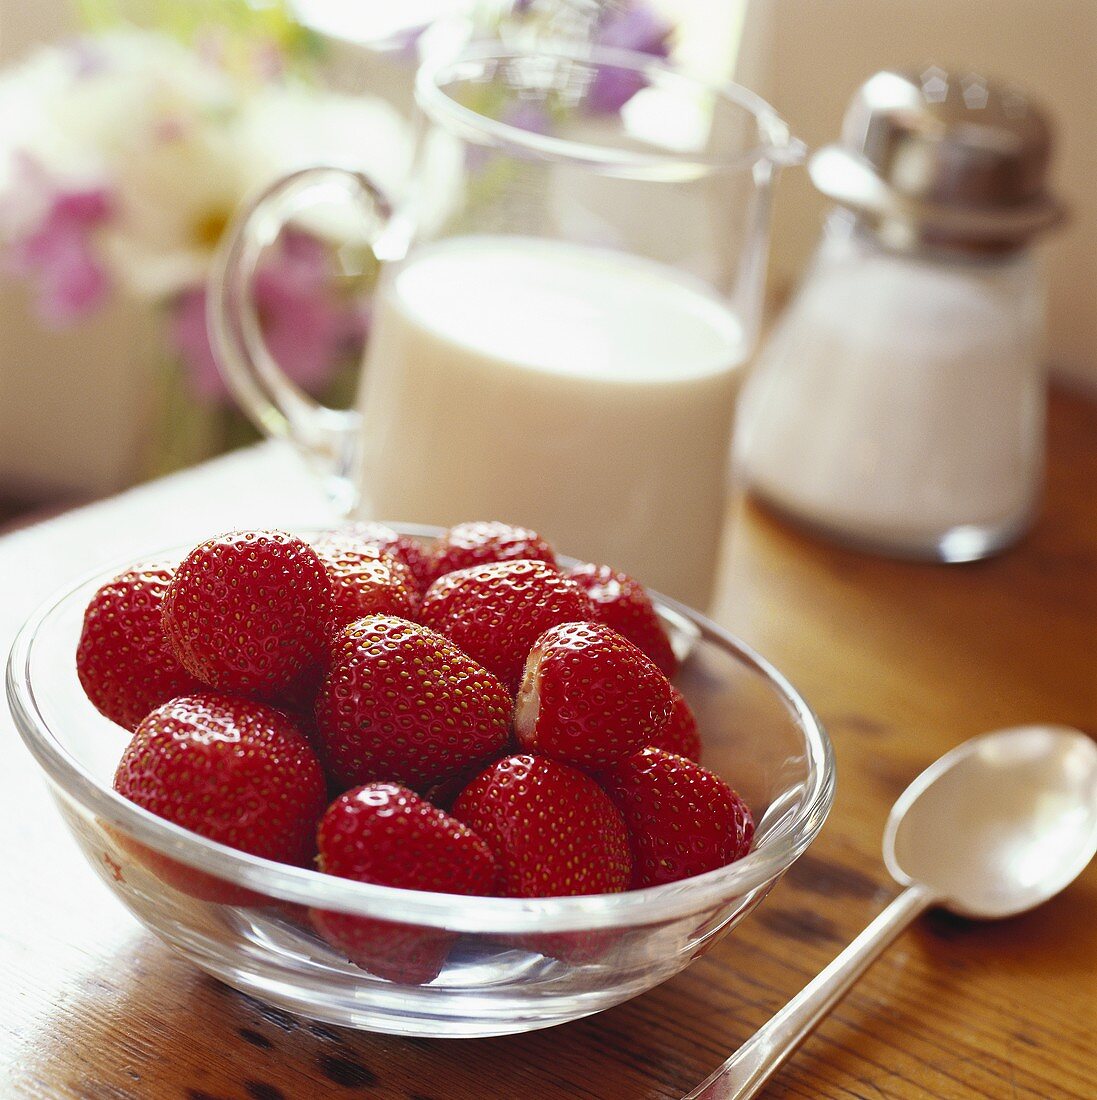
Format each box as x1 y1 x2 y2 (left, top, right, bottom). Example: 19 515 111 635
685 724 1097 1100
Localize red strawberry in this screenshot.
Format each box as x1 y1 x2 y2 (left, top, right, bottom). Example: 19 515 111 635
268 661 326 723
452 754 631 897
599 748 753 888
514 622 673 769
419 559 594 692
311 908 455 986
419 766 484 812
430 521 556 583
314 615 512 791
313 532 417 630
565 563 677 677
76 561 202 731
162 530 332 698
335 522 434 594
311 783 497 984
648 685 702 761
316 784 497 890
113 694 327 902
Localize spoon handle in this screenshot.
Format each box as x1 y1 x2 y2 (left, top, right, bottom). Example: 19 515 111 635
683 882 938 1100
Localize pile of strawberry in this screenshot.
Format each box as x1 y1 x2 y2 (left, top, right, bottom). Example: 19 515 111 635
77 521 753 972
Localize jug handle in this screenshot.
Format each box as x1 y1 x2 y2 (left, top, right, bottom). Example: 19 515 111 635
208 166 394 514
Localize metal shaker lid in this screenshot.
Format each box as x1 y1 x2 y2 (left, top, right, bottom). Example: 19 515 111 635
809 68 1066 252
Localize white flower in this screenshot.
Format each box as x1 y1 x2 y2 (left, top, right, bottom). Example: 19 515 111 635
242 80 410 190
231 80 413 248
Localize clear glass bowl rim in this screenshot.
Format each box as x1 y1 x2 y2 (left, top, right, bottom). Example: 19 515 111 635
7 525 835 934
415 41 806 176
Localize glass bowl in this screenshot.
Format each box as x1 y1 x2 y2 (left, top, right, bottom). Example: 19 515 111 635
6 525 834 1038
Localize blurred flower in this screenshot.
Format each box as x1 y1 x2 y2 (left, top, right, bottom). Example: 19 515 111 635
599 1 673 55
111 89 402 297
169 229 367 404
588 2 673 114
0 155 113 323
79 0 312 84
492 0 675 115
0 27 408 399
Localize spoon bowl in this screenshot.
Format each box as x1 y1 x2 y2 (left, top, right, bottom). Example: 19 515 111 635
885 724 1097 918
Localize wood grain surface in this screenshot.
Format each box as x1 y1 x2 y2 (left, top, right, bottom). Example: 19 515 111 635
2 388 1094 1100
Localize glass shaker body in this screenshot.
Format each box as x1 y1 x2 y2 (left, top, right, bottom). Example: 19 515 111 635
734 217 1047 561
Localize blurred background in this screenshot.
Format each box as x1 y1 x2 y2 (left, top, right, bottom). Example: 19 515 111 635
0 0 1092 526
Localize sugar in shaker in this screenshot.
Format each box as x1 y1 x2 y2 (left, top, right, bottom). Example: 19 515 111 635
734 69 1066 561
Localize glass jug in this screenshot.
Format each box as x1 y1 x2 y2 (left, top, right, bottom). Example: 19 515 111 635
210 43 802 608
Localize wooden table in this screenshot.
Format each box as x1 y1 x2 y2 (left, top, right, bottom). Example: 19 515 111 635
2 389 1094 1100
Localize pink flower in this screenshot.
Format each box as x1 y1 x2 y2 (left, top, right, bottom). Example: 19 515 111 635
588 2 673 115
2 157 113 325
62 37 110 79
170 229 367 404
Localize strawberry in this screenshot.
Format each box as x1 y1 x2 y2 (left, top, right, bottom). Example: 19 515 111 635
113 694 327 902
514 622 674 769
335 521 434 594
565 563 677 677
647 685 702 761
311 783 498 983
429 521 556 584
76 561 202 731
314 615 512 791
316 783 497 891
419 559 594 692
452 754 631 897
419 766 484 813
599 748 753 888
311 908 456 986
268 661 326 724
162 529 332 699
313 531 418 631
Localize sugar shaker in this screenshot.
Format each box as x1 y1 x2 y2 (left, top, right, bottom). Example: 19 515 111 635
734 69 1066 561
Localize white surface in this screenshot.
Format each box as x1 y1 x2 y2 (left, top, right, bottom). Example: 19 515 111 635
357 236 744 607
